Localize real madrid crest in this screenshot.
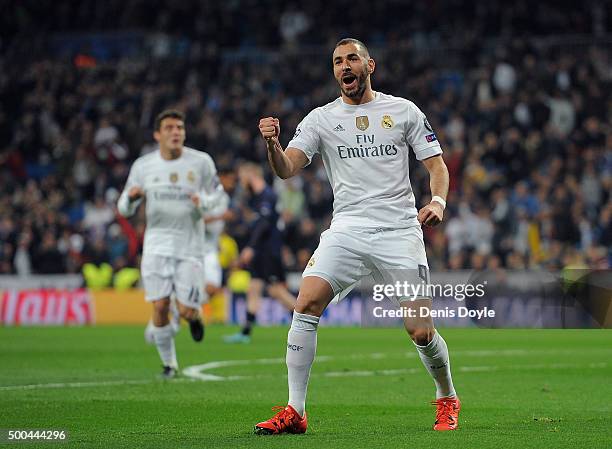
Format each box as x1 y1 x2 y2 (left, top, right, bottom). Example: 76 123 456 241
381 114 394 129
187 170 195 183
170 172 178 183
356 116 369 131
307 257 315 268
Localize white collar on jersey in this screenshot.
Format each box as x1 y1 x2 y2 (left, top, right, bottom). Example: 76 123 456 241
339 91 380 110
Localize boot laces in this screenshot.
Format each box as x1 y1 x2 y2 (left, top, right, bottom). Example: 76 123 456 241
268 406 298 430
432 398 457 425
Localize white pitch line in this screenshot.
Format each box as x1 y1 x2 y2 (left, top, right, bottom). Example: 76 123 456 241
1 350 609 391
181 352 609 382
0 378 188 391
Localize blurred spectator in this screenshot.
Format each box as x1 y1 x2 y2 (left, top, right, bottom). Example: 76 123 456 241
305 180 333 221
13 232 33 276
82 196 115 239
106 223 128 269
279 5 310 46
278 177 306 221
82 237 110 266
546 90 575 136
492 59 517 94
0 0 610 274
34 231 65 274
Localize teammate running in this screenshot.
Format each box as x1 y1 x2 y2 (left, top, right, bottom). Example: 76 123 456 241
118 109 224 378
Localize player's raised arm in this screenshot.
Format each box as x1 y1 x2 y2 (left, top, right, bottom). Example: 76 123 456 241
117 161 144 217
418 155 449 227
259 117 309 179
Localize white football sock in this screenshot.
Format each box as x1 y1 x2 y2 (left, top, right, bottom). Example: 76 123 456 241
286 312 319 416
152 323 178 369
144 320 155 345
414 331 456 399
170 301 180 335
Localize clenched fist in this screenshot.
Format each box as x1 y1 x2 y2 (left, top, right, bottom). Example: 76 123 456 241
259 117 280 141
190 193 200 208
417 202 444 227
128 186 144 202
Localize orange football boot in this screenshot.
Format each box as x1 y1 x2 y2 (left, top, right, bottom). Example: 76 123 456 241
254 405 308 435
432 396 461 431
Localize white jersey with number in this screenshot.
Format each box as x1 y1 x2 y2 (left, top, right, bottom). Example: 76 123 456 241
117 147 221 261
287 91 442 229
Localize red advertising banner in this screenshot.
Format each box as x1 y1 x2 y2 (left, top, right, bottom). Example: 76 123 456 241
0 289 93 326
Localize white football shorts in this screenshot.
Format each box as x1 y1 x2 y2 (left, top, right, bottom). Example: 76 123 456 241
302 226 431 304
203 250 222 288
141 254 205 307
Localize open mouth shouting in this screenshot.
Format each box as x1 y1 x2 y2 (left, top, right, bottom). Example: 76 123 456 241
341 72 358 91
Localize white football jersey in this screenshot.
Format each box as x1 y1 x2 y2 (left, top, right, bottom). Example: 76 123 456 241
288 91 442 229
204 219 224 254
117 147 221 260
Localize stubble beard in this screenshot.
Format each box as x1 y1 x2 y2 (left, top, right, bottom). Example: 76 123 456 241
340 69 368 99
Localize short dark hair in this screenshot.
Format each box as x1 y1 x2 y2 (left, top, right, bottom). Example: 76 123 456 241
335 38 370 58
154 109 185 131
217 162 236 174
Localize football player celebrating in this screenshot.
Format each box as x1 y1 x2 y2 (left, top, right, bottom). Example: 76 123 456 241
254 39 460 433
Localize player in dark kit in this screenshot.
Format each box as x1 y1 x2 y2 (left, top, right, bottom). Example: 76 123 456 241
224 162 296 343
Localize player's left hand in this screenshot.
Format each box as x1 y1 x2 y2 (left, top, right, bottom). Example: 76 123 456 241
418 202 444 227
190 193 200 208
239 246 255 266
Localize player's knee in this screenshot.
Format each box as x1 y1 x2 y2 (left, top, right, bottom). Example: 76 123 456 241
153 299 170 315
294 293 325 317
408 327 435 346
294 302 322 316
294 277 333 316
151 299 170 326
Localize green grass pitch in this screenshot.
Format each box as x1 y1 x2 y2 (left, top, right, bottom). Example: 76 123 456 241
1 326 610 448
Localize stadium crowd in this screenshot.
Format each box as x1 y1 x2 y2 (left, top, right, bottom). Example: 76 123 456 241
0 1 610 276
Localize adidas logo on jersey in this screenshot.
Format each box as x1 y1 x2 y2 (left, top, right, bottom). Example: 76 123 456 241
333 124 345 132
